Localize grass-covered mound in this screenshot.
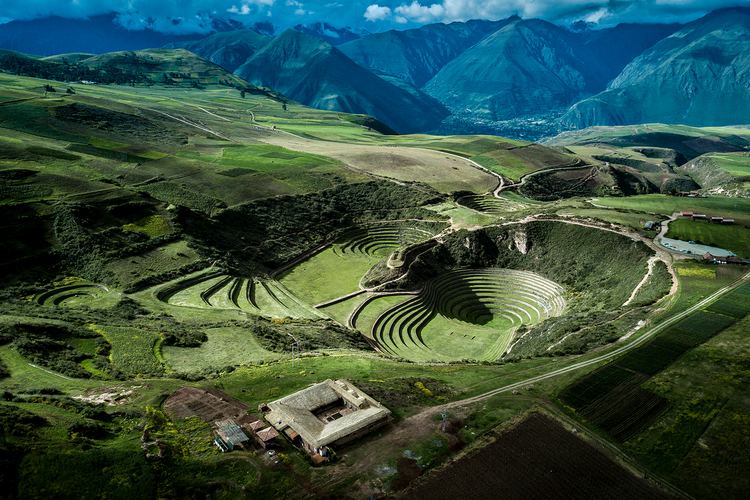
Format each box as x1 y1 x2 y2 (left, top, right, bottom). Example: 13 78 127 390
394 220 655 357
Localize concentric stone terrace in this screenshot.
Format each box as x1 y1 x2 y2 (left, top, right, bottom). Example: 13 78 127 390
155 270 323 319
369 269 565 362
35 282 118 308
335 224 434 257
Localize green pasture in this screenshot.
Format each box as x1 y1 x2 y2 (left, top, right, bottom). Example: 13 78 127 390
667 218 750 258
163 326 281 374
279 247 380 305
88 324 163 377
592 195 750 225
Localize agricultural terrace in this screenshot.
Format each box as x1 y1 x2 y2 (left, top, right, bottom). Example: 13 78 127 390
360 269 565 362
456 193 533 214
279 222 443 305
154 269 323 320
35 281 119 308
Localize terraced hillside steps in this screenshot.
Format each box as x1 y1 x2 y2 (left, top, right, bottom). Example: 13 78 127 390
458 194 530 214
155 270 322 319
335 224 435 257
36 283 111 306
368 269 565 362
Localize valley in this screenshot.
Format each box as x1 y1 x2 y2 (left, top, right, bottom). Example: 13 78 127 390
1 12 750 497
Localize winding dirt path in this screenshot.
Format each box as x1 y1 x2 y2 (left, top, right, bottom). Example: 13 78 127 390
623 256 660 307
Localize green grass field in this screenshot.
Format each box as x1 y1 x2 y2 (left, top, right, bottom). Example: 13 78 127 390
666 218 750 258
88 324 163 377
592 195 750 225
163 326 281 374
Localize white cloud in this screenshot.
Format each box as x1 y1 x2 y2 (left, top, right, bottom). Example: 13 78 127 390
395 15 408 24
395 1 444 23
363 4 392 21
227 4 252 15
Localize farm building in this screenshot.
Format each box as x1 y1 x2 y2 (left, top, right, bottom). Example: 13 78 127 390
703 253 746 265
214 418 250 452
643 221 657 230
262 379 391 459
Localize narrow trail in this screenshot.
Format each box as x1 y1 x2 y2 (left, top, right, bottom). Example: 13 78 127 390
623 256 659 307
28 363 74 381
146 108 231 141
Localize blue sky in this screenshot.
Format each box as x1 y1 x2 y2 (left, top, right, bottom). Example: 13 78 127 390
1 0 749 33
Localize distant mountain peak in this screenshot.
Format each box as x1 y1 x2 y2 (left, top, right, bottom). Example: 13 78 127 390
292 22 360 45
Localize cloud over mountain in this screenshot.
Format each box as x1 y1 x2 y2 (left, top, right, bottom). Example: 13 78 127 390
1 0 748 33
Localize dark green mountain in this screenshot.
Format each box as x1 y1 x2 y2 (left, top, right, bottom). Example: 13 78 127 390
168 30 270 72
339 19 513 87
576 23 682 87
294 22 360 45
423 18 598 121
563 8 750 128
0 48 252 89
234 29 447 133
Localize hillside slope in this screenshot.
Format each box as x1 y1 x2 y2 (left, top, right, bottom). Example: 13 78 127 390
80 48 250 88
424 18 598 121
563 8 750 128
339 19 511 87
0 48 252 89
168 30 270 72
235 29 447 133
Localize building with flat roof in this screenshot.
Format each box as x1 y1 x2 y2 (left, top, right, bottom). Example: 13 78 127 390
263 379 391 457
214 418 250 452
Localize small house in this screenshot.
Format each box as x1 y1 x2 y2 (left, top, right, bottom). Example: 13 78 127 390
214 418 250 452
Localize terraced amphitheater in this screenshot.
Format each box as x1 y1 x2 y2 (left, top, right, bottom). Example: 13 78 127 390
154 269 322 319
458 194 530 214
36 282 118 308
363 269 566 362
334 223 436 257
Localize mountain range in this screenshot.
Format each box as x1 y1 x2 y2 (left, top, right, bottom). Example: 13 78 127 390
563 7 750 129
0 7 748 137
234 30 447 133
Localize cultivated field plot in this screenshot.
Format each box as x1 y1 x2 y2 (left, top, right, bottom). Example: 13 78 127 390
561 308 740 441
164 387 248 422
261 133 498 194
280 222 441 306
154 268 322 320
360 269 566 362
592 195 750 225
405 413 668 500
